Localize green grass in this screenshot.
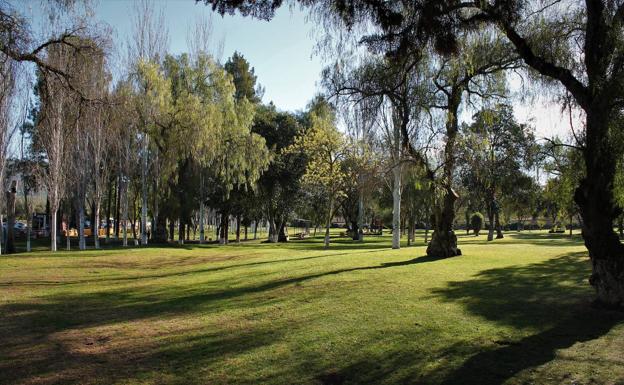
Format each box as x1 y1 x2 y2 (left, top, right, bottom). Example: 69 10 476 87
1 231 623 385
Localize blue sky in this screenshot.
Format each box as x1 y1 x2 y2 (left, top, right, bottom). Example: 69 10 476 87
97 0 324 112
16 0 571 138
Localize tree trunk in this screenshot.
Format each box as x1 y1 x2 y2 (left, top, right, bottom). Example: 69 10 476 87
357 190 364 242
178 219 185 245
94 202 101 249
121 189 128 247
392 120 402 250
253 220 258 240
426 89 461 258
141 135 148 246
487 208 495 242
427 186 461 257
278 220 288 242
495 210 504 239
407 216 415 246
619 215 623 239
391 170 401 249
78 201 86 251
50 208 58 252
325 197 334 248
351 220 359 241
235 214 241 243
199 202 205 243
5 182 16 254
574 107 624 307
219 212 229 244
105 178 113 243
114 176 121 240
268 218 278 243
169 218 175 242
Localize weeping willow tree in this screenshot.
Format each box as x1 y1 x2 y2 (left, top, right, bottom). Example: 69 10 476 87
135 53 270 244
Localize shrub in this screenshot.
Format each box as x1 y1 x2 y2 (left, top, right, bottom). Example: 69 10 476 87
470 212 484 236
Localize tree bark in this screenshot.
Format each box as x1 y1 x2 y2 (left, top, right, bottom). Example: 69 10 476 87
105 178 112 243
178 219 185 245
487 208 495 242
278 220 288 242
94 202 101 249
392 116 402 249
392 163 401 249
325 197 334 248
78 200 86 250
5 181 16 254
219 212 229 244
235 214 241 243
115 175 121 241
574 107 624 307
351 220 360 241
357 190 364 242
141 135 148 246
495 210 504 239
427 88 462 258
121 179 128 247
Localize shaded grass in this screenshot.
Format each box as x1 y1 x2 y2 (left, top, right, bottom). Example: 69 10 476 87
1 231 623 385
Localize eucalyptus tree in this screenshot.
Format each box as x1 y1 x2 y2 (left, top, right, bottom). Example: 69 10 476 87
36 41 89 252
127 0 169 245
423 33 519 257
325 54 429 250
108 81 139 247
62 37 109 250
459 104 537 241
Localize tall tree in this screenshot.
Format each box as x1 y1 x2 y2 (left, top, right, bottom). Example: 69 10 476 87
288 98 348 248
459 104 537 241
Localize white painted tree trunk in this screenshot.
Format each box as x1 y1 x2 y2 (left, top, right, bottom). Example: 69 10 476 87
51 211 57 252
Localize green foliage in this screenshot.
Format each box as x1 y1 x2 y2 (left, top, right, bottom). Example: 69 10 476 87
225 51 263 104
470 212 484 235
459 103 538 219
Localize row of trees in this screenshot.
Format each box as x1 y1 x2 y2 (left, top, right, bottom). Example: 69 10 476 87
1 0 623 306
203 0 624 306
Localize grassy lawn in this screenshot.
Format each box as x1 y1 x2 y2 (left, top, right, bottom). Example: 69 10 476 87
1 231 623 385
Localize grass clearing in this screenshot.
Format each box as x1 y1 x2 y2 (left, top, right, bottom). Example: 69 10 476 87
1 231 623 385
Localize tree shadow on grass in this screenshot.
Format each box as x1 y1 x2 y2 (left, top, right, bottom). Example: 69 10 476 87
456 232 584 247
0 253 440 384
431 251 624 385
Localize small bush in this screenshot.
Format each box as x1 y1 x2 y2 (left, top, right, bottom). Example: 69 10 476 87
470 212 484 236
